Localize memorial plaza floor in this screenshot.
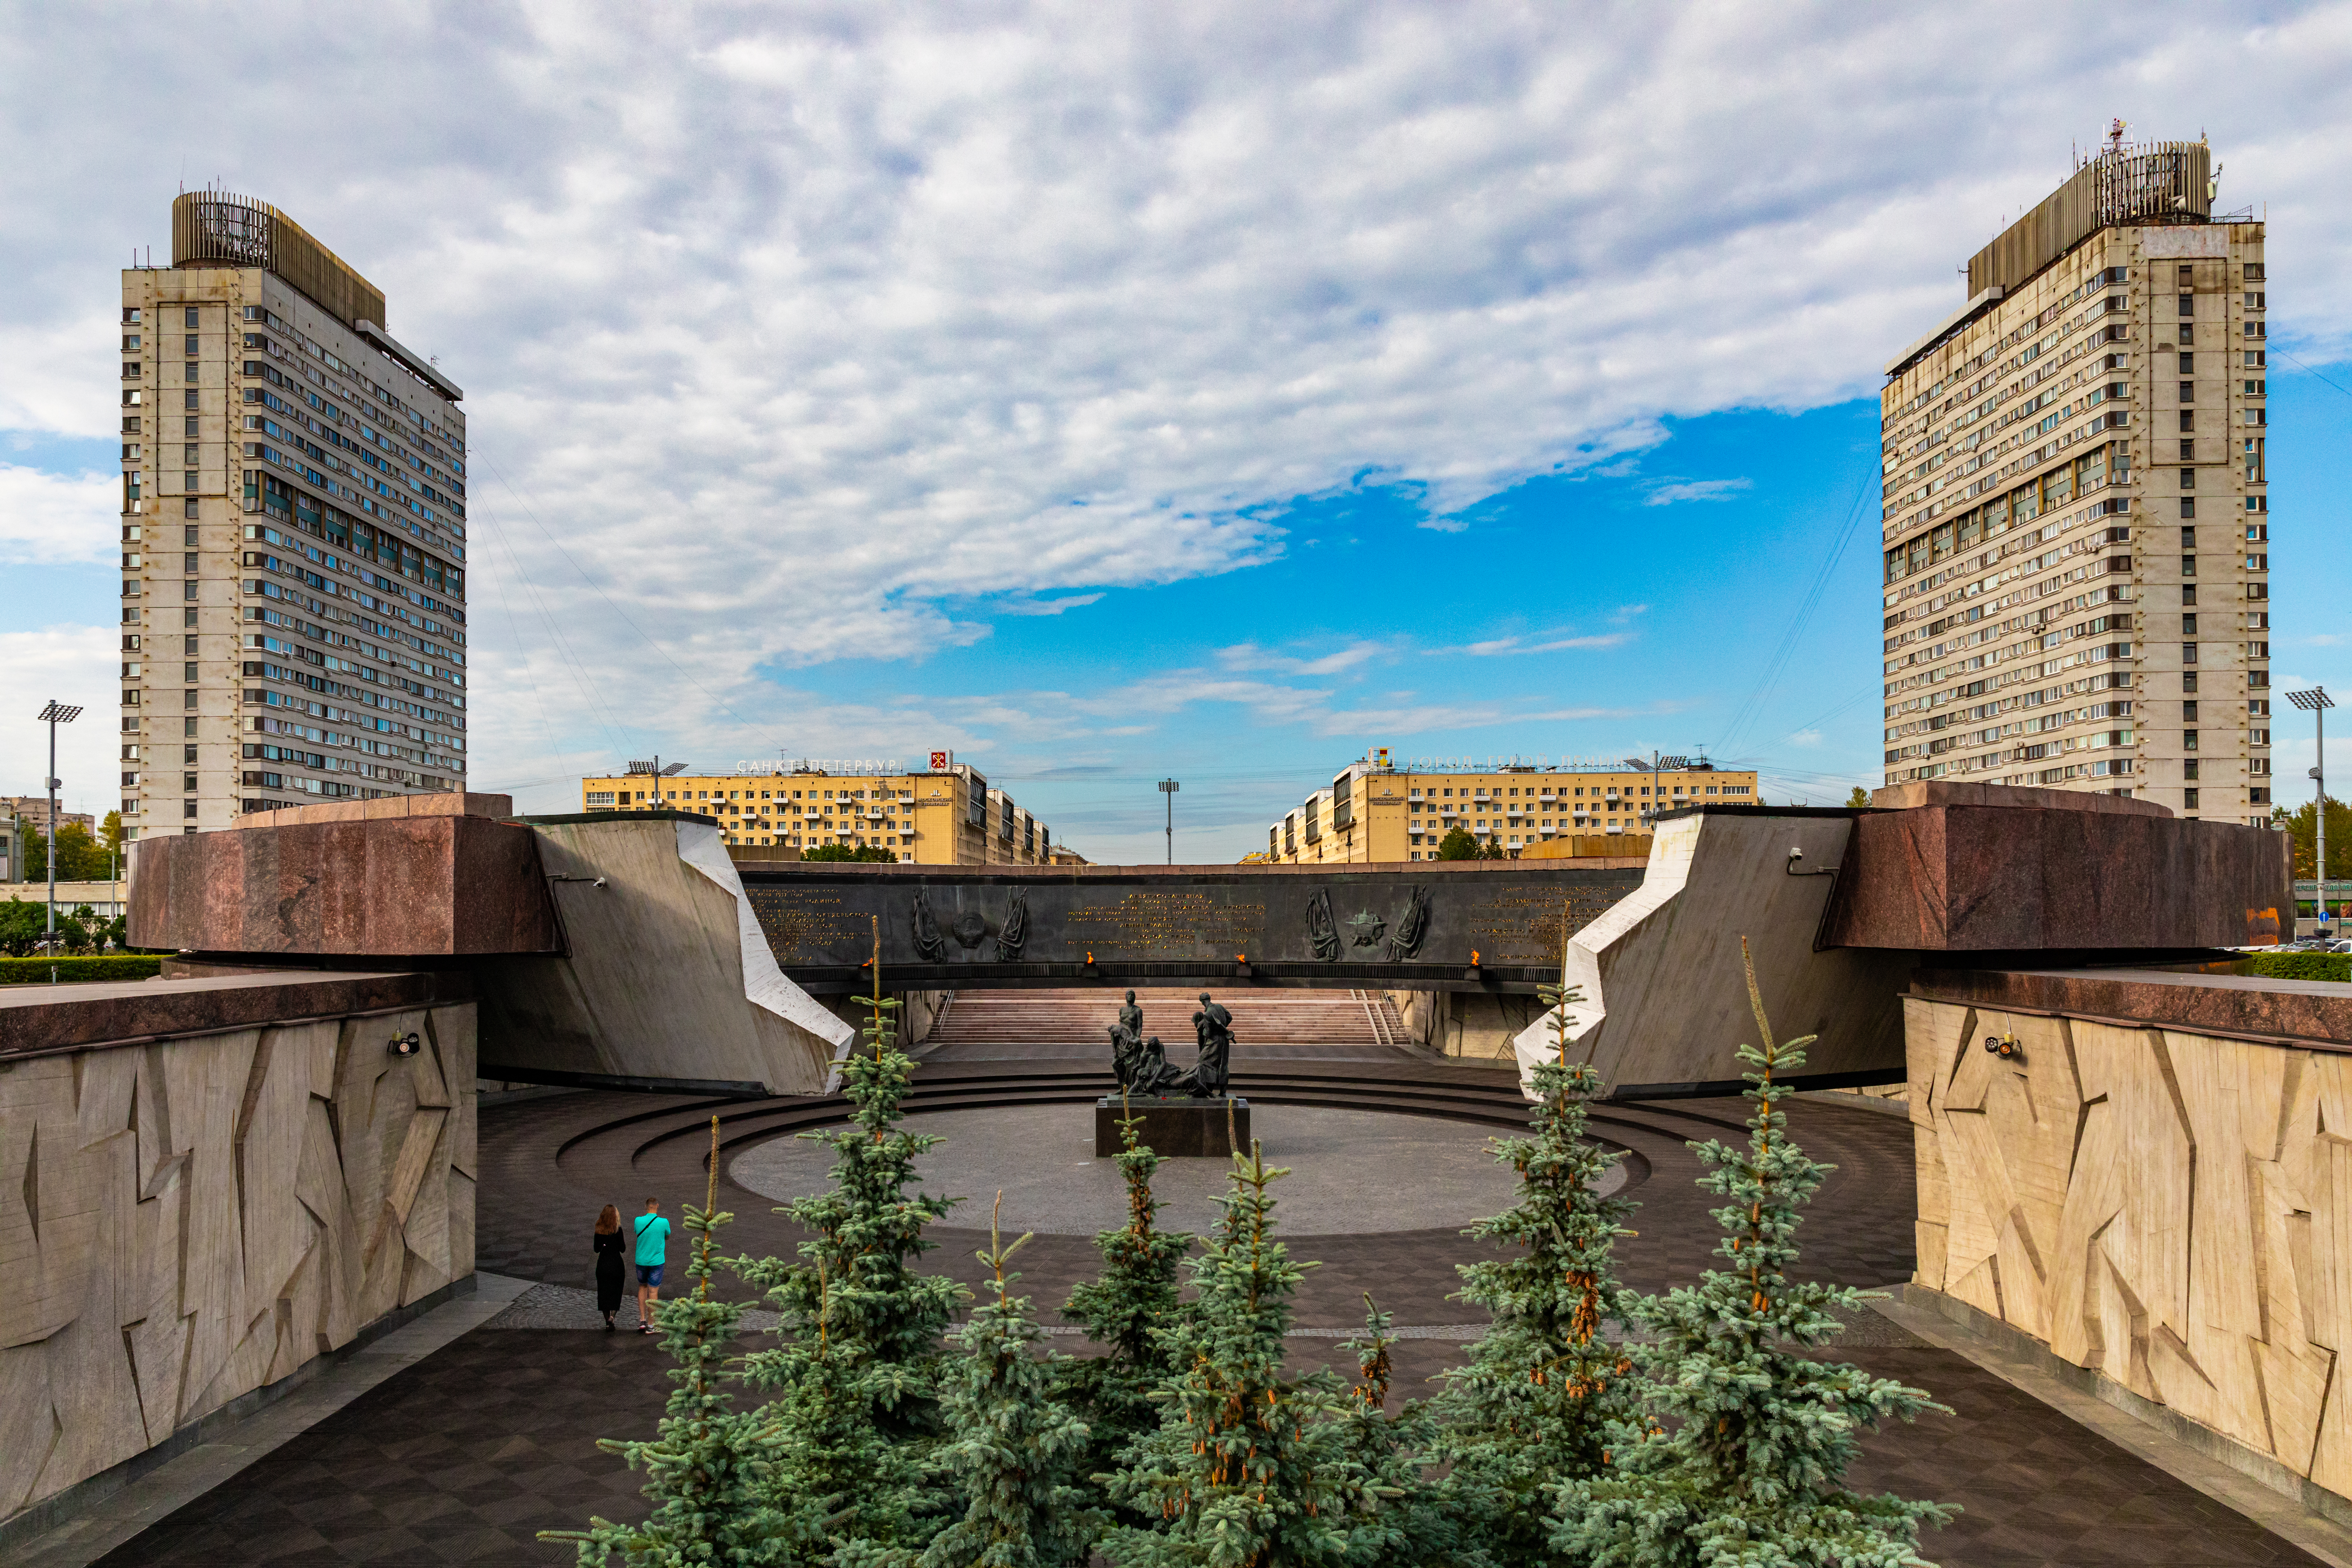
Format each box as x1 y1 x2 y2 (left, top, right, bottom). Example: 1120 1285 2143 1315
15 1024 2348 1567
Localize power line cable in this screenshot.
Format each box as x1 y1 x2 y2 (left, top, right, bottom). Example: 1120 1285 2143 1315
1712 463 1877 757
2270 346 2352 401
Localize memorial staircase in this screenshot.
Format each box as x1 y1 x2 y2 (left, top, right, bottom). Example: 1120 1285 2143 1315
918 985 1416 1062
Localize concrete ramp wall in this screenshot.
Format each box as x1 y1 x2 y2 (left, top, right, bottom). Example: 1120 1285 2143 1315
474 816 852 1096
1513 810 1916 1095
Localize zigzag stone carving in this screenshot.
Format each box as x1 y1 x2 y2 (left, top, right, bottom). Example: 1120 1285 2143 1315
0 1003 477 1523
1907 994 2352 1500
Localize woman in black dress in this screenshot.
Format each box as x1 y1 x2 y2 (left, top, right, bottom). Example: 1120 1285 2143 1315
593 1205 627 1330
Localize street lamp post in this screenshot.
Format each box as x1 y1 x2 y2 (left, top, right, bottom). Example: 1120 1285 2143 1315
2290 687 2336 936
1157 778 1180 865
1629 751 1689 828
35 701 82 953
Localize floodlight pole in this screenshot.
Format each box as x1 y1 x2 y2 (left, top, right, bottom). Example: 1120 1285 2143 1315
36 700 82 951
2290 687 2336 936
1158 778 1180 865
47 714 56 944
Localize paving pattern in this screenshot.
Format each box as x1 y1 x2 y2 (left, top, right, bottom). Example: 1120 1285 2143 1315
727 1101 1582 1236
80 1041 2337 1566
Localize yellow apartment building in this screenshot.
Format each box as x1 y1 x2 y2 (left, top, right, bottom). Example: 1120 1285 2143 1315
1266 754 1759 863
579 758 1057 866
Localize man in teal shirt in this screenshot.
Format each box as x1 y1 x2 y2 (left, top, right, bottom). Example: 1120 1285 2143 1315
632 1197 672 1334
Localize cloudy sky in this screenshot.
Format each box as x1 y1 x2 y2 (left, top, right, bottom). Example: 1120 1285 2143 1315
5 2 2351 859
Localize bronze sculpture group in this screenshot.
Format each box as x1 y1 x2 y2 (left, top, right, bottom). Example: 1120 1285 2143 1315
1107 989 1233 1099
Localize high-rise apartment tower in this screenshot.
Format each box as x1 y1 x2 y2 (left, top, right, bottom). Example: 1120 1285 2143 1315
1880 135 2269 821
119 191 468 839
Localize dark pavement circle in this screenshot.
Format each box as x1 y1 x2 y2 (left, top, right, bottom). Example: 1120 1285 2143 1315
84 1076 2333 1566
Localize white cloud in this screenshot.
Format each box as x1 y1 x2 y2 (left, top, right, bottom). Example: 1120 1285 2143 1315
1215 641 1388 676
1641 478 1754 506
4 4 2351 803
994 593 1105 616
0 464 118 565
1787 728 1825 748
1440 632 1633 656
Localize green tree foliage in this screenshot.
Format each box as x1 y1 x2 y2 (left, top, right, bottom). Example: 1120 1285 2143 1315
1061 1101 1195 1502
0 899 48 955
1846 787 1871 808
545 1120 813 1566
923 1198 1098 1568
732 990 962 1552
2273 797 2352 885
1336 1296 1455 1563
1100 1143 1388 1567
0 898 107 954
1550 940 1952 1567
23 820 114 882
803 842 901 862
1435 827 1482 860
1434 981 1640 1564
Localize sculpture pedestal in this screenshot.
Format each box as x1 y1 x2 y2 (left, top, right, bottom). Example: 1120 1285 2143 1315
1096 1096 1250 1157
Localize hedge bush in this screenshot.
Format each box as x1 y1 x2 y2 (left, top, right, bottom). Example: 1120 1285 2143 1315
0 954 165 985
2237 951 2352 983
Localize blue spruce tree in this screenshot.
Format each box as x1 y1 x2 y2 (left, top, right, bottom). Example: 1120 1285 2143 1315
1432 980 1640 1565
1060 1097 1195 1504
1549 939 1952 1567
1099 1142 1390 1567
922 1195 1098 1568
1335 1295 1455 1564
733 990 963 1554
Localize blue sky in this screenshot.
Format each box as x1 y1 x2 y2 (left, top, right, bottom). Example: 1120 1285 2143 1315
5 5 2352 860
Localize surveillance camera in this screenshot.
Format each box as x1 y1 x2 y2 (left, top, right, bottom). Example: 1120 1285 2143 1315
594 876 608 888
1787 847 1804 862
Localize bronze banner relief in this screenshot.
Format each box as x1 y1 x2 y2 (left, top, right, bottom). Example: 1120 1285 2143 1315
740 865 1642 987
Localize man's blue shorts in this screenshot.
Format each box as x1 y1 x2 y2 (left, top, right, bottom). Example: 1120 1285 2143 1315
637 1264 664 1288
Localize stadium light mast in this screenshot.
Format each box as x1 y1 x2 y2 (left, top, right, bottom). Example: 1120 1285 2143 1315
35 701 82 951
1157 778 1180 864
2290 688 2336 935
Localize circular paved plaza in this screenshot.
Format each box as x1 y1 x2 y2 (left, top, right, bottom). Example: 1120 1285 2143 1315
730 1102 1633 1236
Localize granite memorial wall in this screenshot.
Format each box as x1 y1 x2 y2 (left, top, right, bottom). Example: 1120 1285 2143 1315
736 863 1649 990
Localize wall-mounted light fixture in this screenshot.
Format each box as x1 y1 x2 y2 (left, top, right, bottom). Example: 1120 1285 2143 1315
388 1031 422 1057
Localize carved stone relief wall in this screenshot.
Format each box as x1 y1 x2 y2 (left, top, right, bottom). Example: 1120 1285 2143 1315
1907 995 2352 1499
0 1003 477 1524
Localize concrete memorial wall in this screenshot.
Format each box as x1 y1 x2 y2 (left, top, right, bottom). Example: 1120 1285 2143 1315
0 974 477 1530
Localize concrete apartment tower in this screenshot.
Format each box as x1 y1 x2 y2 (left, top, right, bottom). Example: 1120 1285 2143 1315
1879 133 2270 821
119 192 468 839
